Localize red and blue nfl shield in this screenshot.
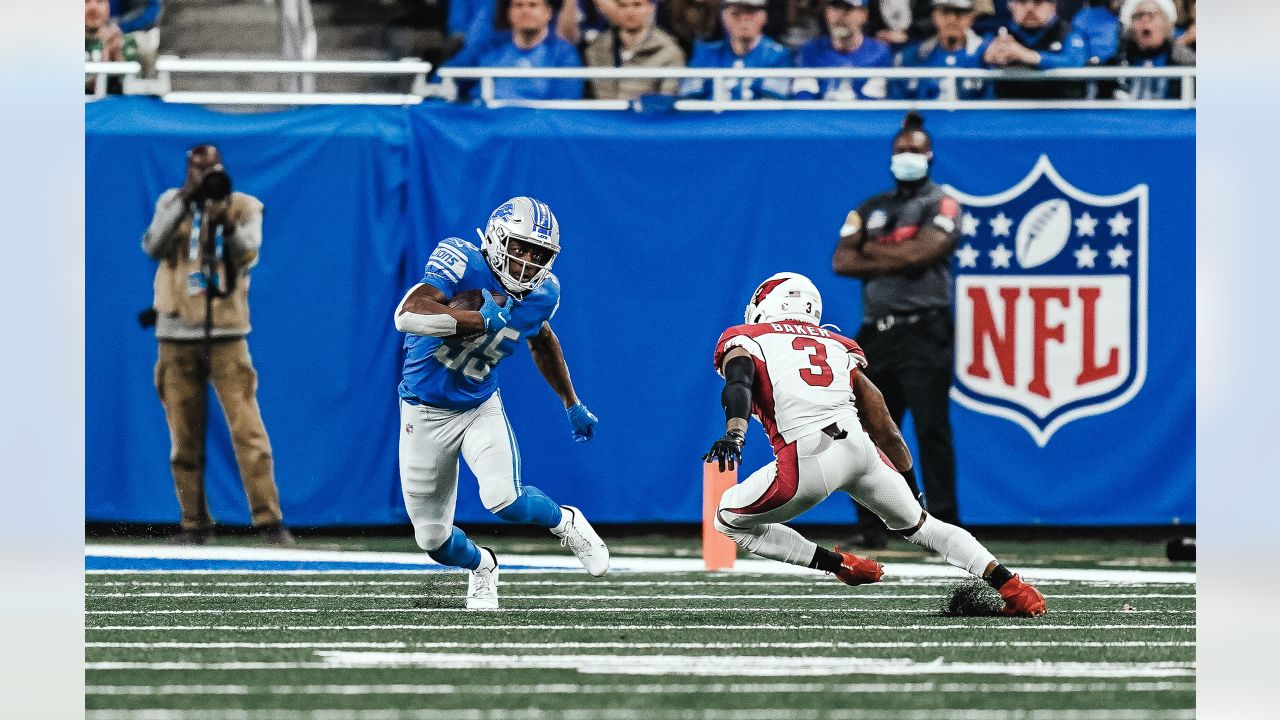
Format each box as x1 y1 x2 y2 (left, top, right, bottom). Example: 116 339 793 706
944 156 1147 446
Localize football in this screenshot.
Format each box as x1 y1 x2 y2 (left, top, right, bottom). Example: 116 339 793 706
446 289 507 311
1015 198 1073 269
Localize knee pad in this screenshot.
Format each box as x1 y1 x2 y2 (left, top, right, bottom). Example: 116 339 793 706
414 522 453 553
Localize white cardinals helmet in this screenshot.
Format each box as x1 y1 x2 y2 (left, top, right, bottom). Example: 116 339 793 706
744 272 823 325
478 196 560 294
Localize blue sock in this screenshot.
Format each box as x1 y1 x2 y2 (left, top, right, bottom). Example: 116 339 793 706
493 486 564 528
426 526 483 570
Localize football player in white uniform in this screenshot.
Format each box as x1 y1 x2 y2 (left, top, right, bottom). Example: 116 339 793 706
704 272 1046 617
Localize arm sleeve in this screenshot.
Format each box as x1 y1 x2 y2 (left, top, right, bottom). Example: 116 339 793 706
141 189 185 259
114 0 162 33
720 354 755 422
679 44 712 99
930 194 963 245
226 196 264 270
1035 30 1088 70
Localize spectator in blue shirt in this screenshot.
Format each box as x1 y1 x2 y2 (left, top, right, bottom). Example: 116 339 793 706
981 0 1087 98
454 0 585 101
1072 0 1121 64
892 0 993 100
794 0 893 100
679 0 793 99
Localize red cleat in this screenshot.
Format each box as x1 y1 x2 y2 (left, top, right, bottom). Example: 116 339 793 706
832 547 884 586
999 575 1047 617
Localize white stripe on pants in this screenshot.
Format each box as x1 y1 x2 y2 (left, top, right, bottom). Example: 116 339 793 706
399 393 520 552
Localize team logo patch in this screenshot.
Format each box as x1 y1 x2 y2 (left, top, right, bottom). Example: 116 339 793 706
944 156 1147 446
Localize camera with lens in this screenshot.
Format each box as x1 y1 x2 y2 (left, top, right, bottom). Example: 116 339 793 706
195 169 233 203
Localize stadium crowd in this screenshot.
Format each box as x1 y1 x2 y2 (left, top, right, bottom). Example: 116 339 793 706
436 0 1196 101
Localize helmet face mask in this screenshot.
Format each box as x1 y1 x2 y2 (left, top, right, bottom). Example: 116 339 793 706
744 272 823 325
480 197 560 294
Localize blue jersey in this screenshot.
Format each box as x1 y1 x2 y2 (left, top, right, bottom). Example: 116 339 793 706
469 35 584 101
891 33 993 101
793 36 892 100
398 237 561 411
679 37 792 100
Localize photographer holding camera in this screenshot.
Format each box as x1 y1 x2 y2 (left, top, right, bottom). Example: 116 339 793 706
140 144 293 546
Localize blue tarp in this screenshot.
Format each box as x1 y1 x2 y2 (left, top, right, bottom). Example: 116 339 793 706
86 98 1194 526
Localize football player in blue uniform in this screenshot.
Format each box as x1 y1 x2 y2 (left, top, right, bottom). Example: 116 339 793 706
393 196 608 610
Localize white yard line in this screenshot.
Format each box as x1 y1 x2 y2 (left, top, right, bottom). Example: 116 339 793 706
85 653 1195 678
87 640 1195 650
84 607 1194 615
84 579 1186 588
85 592 1195 600
84 544 1197 584
84 680 1195 696
83 710 1196 720
87 623 1197 632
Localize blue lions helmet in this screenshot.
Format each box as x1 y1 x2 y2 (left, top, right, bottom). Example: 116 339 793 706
478 197 561 294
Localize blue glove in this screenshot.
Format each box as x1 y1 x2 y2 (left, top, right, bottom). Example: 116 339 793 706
566 402 598 443
478 288 511 333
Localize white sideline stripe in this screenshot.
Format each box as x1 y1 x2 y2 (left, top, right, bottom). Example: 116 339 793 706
83 710 1196 720
85 607 1193 615
85 579 1183 588
88 623 1197 632
85 653 1195 678
85 592 1196 600
84 680 1196 696
87 640 1196 650
84 544 1197 584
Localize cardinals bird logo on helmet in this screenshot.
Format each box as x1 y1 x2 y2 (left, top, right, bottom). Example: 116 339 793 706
745 272 823 325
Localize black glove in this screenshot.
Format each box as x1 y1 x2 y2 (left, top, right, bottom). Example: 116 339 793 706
702 429 746 472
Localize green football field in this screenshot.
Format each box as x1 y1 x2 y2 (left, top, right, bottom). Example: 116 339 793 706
85 536 1195 719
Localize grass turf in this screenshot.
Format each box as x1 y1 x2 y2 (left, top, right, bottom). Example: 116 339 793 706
85 543 1194 719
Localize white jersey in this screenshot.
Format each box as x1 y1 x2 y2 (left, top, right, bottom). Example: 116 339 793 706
714 321 868 451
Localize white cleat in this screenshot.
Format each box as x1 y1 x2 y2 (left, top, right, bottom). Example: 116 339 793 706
553 505 610 577
465 547 499 611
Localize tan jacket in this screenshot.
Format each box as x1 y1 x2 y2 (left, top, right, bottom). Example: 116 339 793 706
584 26 686 100
142 189 264 339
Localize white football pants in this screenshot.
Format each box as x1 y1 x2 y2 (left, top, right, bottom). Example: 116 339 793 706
399 393 521 552
715 415 924 565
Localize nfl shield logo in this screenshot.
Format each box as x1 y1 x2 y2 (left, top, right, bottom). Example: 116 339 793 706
943 156 1147 446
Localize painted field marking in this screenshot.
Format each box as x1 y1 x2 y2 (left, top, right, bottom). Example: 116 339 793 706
87 623 1198 632
86 640 1196 650
83 709 1196 720
85 653 1195 678
84 606 1194 616
84 680 1196 696
87 573 1187 586
85 592 1196 600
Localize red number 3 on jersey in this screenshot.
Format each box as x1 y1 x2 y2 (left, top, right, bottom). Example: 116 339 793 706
793 337 833 387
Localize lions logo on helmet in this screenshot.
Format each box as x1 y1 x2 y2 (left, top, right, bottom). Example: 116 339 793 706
744 272 823 325
477 197 561 295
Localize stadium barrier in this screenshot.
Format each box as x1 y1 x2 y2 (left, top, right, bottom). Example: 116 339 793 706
86 58 1195 109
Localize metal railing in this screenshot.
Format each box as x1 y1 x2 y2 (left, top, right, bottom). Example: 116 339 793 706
85 58 1195 110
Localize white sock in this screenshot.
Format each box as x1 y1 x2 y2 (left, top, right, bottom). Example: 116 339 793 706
905 515 994 577
715 517 817 567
